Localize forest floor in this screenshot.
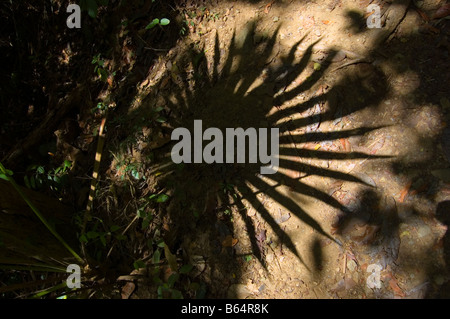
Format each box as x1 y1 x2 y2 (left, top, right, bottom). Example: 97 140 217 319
123 0 450 299
1 0 450 299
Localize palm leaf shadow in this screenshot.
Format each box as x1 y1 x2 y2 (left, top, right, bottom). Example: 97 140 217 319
146 19 390 272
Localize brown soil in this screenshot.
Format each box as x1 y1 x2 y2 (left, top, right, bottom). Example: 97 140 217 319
130 0 450 299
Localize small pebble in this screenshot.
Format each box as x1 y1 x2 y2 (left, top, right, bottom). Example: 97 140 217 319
347 259 357 272
417 224 431 238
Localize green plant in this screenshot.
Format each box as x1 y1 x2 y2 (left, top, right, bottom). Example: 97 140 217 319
116 160 144 181
91 53 115 82
152 106 167 123
180 18 195 35
220 181 236 198
79 217 124 260
24 160 72 193
180 24 187 35
91 101 108 114
133 239 199 299
145 18 170 30
80 0 109 18
209 12 220 22
137 193 169 230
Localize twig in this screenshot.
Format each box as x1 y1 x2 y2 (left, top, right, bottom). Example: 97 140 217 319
332 58 372 72
144 47 170 52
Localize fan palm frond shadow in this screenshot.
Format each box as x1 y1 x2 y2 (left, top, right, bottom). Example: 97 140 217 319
145 19 390 271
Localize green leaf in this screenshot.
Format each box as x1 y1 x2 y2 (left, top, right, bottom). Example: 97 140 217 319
30 176 36 189
152 194 169 203
179 264 193 274
142 216 151 230
86 0 98 18
79 234 88 243
171 289 183 299
167 273 179 288
110 225 120 232
157 285 163 299
100 235 106 246
98 68 108 81
160 18 170 26
145 18 160 29
157 240 165 248
153 249 161 264
0 174 9 181
137 207 145 218
36 166 45 174
131 169 140 179
133 259 146 270
156 116 167 123
63 160 72 169
87 6 98 18
86 231 99 239
195 283 207 299
115 234 127 241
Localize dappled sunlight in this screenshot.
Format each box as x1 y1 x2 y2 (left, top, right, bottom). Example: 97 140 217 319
2 0 449 300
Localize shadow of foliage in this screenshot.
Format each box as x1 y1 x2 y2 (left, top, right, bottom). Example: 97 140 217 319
107 18 392 296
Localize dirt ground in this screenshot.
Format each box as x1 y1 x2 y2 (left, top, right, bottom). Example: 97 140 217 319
100 0 449 299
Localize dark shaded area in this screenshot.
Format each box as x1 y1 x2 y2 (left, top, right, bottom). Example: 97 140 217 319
434 201 450 298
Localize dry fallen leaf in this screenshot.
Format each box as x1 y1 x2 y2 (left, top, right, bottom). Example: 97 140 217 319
340 138 351 152
107 75 114 87
121 282 135 299
433 3 450 19
389 278 406 297
222 235 239 247
399 181 412 203
164 244 178 272
264 1 274 14
384 271 406 297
